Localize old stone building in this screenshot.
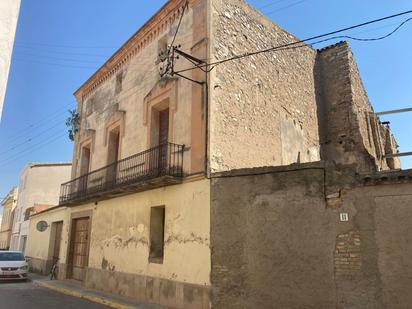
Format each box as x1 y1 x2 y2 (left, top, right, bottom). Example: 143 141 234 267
45 0 405 308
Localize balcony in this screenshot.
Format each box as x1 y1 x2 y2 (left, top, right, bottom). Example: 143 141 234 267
60 143 184 205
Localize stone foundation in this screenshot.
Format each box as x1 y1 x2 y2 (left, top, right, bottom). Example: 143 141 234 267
27 257 52 276
85 267 210 309
28 257 66 280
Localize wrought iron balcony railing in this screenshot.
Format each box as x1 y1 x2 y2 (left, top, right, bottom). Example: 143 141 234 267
60 143 184 204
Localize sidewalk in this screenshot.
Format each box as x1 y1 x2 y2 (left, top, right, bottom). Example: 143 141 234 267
29 273 168 309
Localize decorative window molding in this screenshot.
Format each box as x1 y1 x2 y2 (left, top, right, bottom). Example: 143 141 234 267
144 77 179 147
143 77 178 126
104 108 126 147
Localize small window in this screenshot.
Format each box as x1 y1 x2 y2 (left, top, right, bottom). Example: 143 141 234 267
115 72 123 94
85 98 94 116
149 206 165 264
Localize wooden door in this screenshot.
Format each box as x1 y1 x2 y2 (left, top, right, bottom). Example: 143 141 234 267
52 222 63 264
106 130 120 186
158 108 169 174
79 147 91 194
69 218 90 281
52 222 63 263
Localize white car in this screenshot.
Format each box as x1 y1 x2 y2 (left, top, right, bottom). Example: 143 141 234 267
0 251 29 281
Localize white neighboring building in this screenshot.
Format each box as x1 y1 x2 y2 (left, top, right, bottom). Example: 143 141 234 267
0 0 21 120
10 162 71 253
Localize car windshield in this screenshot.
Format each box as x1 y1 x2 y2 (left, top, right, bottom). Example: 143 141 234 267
0 252 25 261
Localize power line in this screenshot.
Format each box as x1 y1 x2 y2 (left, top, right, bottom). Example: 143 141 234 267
258 0 294 10
170 1 188 49
14 42 116 49
174 10 412 74
14 46 107 58
2 53 162 149
13 58 97 70
0 132 68 168
0 102 74 143
329 17 412 42
0 66 160 161
0 120 67 157
265 0 310 15
14 52 103 64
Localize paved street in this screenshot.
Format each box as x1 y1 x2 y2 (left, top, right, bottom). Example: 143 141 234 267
0 280 110 309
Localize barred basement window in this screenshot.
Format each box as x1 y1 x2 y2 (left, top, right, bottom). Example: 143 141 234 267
149 206 165 264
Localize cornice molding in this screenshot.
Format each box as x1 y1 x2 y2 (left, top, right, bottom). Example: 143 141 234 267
74 0 191 102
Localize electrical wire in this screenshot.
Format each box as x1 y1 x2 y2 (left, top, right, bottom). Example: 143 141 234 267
0 120 67 157
265 0 310 15
0 132 68 168
258 0 295 10
170 1 188 49
0 63 159 160
0 102 75 142
174 10 412 74
13 58 97 70
14 46 107 58
14 42 116 49
0 2 191 168
3 51 163 147
326 17 412 42
13 52 103 64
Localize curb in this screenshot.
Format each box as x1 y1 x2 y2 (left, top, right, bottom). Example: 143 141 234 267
32 279 136 309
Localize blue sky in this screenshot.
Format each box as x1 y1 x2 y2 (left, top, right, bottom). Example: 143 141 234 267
0 0 411 198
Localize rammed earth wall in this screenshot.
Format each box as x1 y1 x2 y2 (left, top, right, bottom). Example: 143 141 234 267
210 163 412 309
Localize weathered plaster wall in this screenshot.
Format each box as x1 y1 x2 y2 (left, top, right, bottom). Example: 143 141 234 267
210 164 412 309
209 0 320 172
316 42 400 172
26 207 70 276
0 0 20 121
71 178 211 308
211 165 336 309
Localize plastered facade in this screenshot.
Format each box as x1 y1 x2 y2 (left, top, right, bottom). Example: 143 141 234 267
10 162 71 252
26 207 70 275
0 187 18 249
59 179 210 308
62 1 211 307
72 0 208 180
0 0 20 120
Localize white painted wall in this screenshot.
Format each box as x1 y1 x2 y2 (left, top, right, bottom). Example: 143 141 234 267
0 0 20 121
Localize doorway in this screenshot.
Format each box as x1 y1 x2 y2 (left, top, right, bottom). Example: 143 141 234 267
106 128 120 186
79 145 91 193
51 222 63 263
68 217 90 281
